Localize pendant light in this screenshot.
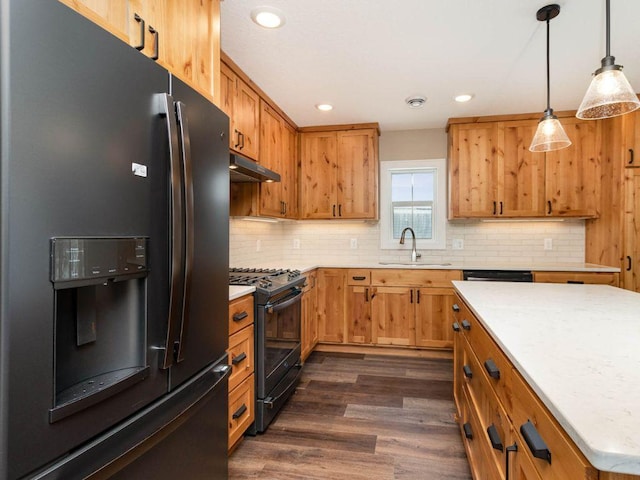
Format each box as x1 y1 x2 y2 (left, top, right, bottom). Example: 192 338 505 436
530 4 571 152
576 0 639 119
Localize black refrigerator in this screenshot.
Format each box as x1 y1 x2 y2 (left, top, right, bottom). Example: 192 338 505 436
0 2 230 479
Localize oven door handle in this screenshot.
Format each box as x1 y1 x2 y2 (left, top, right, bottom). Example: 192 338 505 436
266 288 303 314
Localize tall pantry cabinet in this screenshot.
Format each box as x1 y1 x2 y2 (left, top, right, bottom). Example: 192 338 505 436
586 109 640 292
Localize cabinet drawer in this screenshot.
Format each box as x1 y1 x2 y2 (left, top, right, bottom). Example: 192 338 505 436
228 373 255 449
510 371 597 480
229 294 254 336
461 338 512 479
228 325 254 392
371 269 462 287
533 271 618 286
458 301 513 413
347 269 371 285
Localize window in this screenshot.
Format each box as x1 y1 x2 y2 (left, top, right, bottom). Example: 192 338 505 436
380 159 447 250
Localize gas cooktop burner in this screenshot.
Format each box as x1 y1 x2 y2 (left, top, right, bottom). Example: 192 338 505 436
229 268 304 299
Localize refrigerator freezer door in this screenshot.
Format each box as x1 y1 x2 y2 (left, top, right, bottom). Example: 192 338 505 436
167 76 230 390
1 2 170 478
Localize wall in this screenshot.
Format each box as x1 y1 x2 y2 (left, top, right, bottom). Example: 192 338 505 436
229 128 586 267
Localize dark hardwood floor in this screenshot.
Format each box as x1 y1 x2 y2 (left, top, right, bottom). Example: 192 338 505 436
229 351 472 480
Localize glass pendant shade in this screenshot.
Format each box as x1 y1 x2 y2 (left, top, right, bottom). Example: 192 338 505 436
576 67 640 119
529 112 572 152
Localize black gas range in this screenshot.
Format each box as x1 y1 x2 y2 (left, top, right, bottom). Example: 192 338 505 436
228 267 305 434
229 268 305 303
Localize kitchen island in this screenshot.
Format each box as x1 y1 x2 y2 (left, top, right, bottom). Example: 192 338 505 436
453 281 640 478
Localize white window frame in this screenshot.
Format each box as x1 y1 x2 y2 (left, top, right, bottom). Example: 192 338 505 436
379 159 447 250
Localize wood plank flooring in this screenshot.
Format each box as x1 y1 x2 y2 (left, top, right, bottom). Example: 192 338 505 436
229 351 472 480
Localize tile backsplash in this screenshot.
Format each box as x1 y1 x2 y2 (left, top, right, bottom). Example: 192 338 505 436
229 218 585 266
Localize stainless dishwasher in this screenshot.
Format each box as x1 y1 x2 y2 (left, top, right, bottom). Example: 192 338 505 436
462 270 533 282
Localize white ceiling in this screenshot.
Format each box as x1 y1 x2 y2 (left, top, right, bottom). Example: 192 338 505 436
220 0 640 131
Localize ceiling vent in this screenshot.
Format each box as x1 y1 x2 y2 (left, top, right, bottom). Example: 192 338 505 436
405 96 427 108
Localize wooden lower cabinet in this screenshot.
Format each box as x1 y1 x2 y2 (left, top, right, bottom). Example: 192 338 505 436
453 292 602 480
227 294 255 452
317 269 346 343
301 270 318 361
371 286 415 346
415 287 457 348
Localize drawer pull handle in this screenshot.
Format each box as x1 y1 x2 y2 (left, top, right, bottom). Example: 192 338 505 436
133 14 145 51
463 422 473 439
232 403 248 420
352 276 366 281
487 424 504 452
521 420 552 464
232 352 247 365
232 311 248 322
566 280 584 284
484 359 500 379
463 365 473 379
461 319 471 331
452 303 460 312
148 25 159 60
452 322 460 332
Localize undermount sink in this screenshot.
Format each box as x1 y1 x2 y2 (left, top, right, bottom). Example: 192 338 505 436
378 262 452 267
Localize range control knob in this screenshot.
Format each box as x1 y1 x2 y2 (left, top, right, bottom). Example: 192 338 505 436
287 270 301 280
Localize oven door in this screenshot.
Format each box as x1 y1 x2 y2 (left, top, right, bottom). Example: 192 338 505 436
256 287 302 398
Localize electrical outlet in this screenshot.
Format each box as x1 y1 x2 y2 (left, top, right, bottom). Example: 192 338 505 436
452 239 464 250
293 238 300 249
350 238 358 249
544 238 553 250
256 239 262 252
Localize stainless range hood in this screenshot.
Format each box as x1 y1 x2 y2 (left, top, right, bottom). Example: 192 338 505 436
229 153 281 183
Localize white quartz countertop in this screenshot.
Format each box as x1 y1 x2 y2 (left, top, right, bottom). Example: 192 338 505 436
229 285 255 301
233 261 619 274
453 281 640 475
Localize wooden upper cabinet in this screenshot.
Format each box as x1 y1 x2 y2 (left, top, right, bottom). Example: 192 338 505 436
220 61 260 160
58 0 220 103
258 101 297 218
300 126 379 220
501 121 546 217
448 115 600 219
300 132 338 219
448 123 499 217
545 118 600 217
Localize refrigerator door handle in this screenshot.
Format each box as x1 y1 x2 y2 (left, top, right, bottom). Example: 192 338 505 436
174 101 194 363
156 93 184 370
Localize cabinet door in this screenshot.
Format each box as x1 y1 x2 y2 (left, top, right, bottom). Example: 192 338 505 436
346 286 372 344
511 449 544 480
259 101 285 217
59 0 130 42
233 78 260 160
545 118 599 217
282 121 299 218
337 129 378 219
301 271 318 361
500 121 546 217
128 0 164 62
449 123 500 218
624 168 640 291
219 63 235 141
316 269 345 343
300 132 337 219
371 287 415 346
415 287 456 348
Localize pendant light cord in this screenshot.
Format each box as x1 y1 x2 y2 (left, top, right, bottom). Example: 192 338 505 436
546 15 551 113
606 0 611 57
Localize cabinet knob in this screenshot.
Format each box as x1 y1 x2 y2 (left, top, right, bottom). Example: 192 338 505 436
484 358 500 379
452 322 460 332
452 304 460 312
487 424 504 452
232 311 248 322
461 319 471 331
463 365 473 379
463 422 473 439
521 420 552 464
231 352 247 365
232 403 248 420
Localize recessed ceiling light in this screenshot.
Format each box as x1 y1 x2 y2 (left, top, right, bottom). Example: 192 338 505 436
405 96 427 108
250 6 286 29
455 94 474 103
316 104 333 112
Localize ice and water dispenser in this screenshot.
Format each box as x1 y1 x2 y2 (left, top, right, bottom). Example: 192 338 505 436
50 237 150 422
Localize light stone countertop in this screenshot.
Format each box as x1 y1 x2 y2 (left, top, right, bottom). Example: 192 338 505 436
229 285 255 301
453 281 640 475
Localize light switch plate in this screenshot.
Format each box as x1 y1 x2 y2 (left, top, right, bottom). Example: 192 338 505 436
452 239 464 250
